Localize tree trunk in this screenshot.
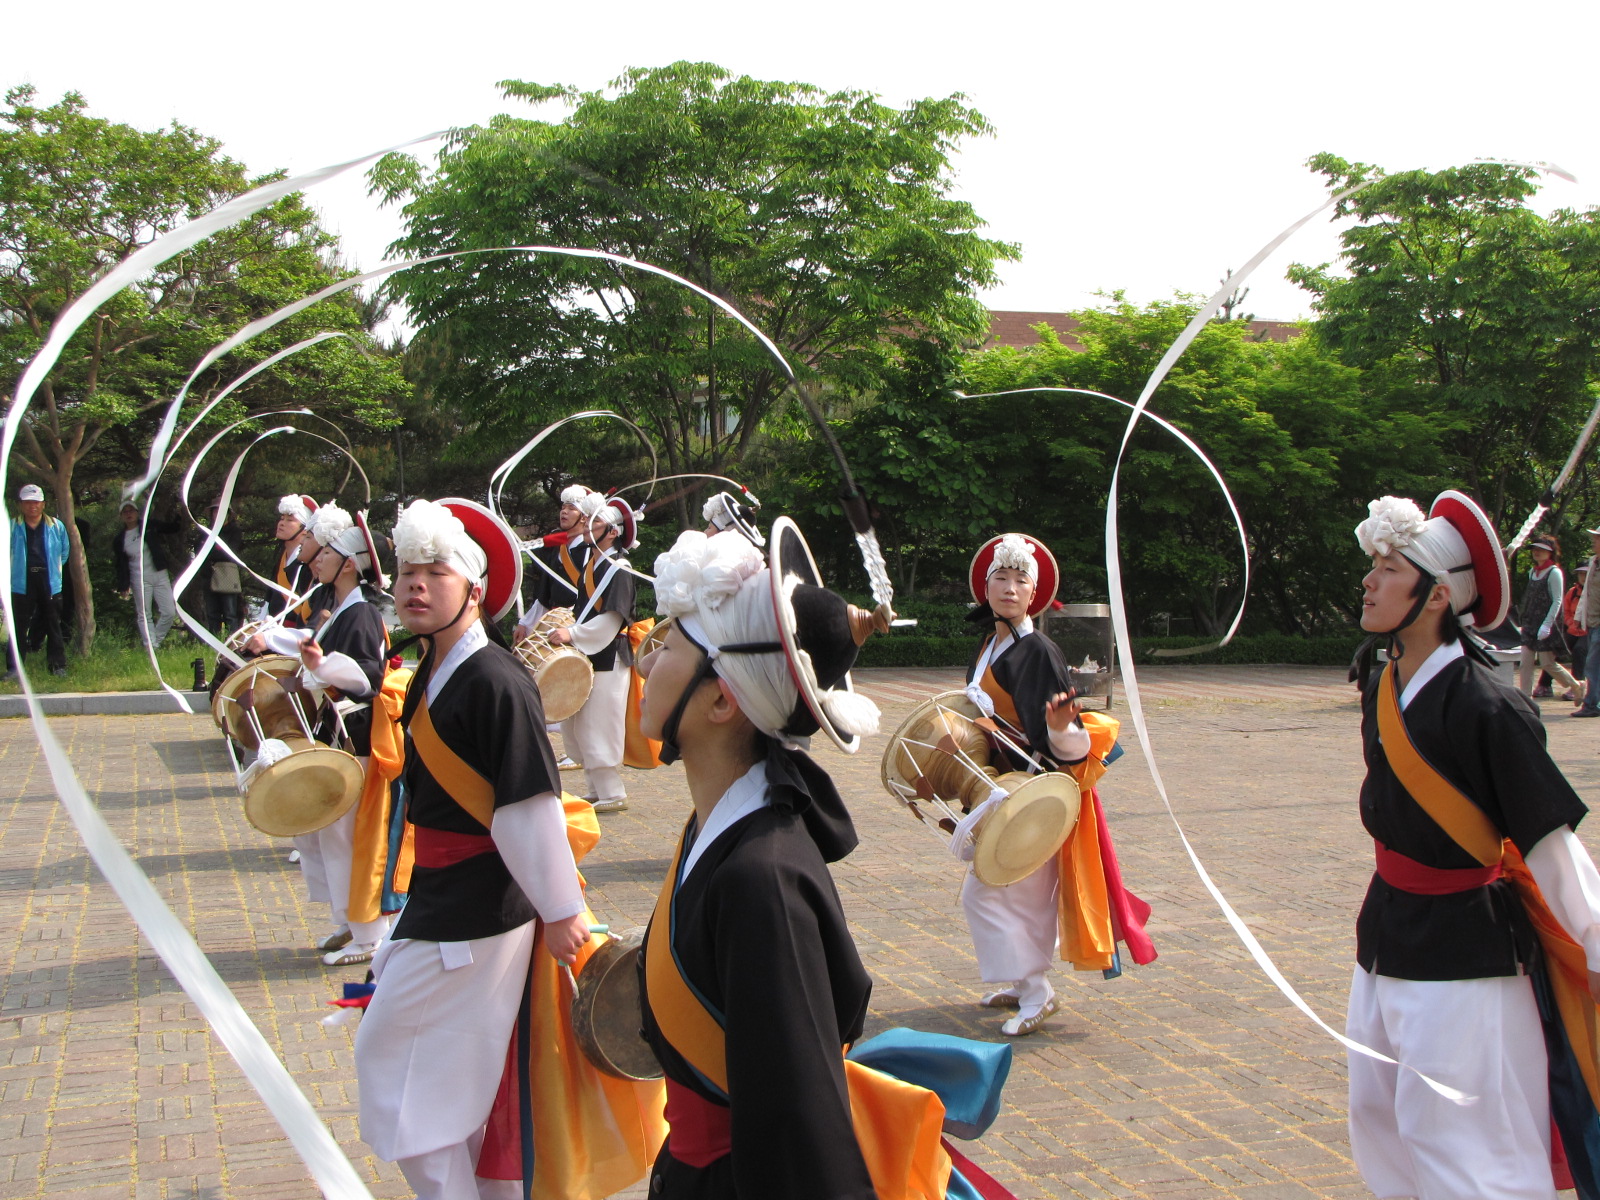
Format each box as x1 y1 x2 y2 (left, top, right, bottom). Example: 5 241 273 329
51 467 95 656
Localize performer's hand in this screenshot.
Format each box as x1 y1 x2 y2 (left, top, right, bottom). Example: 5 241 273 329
1045 690 1082 730
299 640 324 671
547 627 571 646
244 633 267 655
545 913 591 964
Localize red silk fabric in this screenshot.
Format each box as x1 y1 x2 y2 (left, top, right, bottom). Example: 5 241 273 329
1373 841 1502 895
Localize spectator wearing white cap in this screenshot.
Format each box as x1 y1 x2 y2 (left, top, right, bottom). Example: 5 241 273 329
7 484 71 677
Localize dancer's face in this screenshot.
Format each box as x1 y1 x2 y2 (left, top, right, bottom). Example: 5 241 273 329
559 501 582 532
1362 552 1427 632
987 567 1034 623
276 513 303 542
394 560 480 636
638 620 714 740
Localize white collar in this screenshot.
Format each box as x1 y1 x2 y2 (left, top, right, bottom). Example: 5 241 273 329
678 760 770 885
974 614 1035 678
425 622 489 703
323 585 367 628
1398 639 1464 710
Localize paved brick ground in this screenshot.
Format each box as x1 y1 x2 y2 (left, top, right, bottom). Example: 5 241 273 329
4 664 1600 1198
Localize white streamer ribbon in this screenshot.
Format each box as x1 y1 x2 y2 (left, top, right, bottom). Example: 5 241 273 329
1 136 446 1199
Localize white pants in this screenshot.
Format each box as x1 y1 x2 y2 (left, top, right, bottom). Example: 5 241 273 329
562 666 629 799
1346 966 1555 1200
300 770 388 944
295 831 329 906
961 857 1059 1007
357 926 535 1166
134 566 176 648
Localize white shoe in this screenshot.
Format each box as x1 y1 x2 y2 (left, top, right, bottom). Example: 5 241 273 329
980 989 1021 1009
287 849 301 864
556 755 581 771
315 927 352 953
591 796 629 814
1001 995 1060 1037
322 941 378 967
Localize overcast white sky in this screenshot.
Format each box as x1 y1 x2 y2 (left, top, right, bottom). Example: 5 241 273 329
8 0 1600 326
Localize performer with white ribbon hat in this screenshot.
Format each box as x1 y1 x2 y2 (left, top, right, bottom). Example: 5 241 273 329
636 521 894 1196
267 494 319 626
957 533 1155 1036
701 488 764 547
543 490 639 812
513 482 592 642
248 500 395 963
1348 492 1600 1199
355 497 661 1200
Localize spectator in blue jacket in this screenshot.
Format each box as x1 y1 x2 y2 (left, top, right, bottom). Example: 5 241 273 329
8 484 71 677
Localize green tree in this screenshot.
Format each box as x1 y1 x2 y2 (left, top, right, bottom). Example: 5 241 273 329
0 86 406 650
1289 154 1600 526
370 61 1016 522
864 297 1388 635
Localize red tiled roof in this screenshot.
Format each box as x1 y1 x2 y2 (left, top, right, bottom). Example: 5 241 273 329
982 311 1303 350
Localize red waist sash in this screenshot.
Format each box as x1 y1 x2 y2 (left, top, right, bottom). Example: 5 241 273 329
664 1078 731 1168
412 826 495 869
1373 840 1502 895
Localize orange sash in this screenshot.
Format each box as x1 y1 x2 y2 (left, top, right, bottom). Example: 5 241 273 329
645 824 952 1199
623 619 663 770
559 542 583 586
1377 662 1600 1110
276 549 311 623
1057 711 1121 970
347 668 414 922
407 686 664 1196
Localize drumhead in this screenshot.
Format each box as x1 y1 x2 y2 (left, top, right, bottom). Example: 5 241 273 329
214 655 303 750
243 740 365 837
973 772 1081 887
533 650 594 723
570 929 662 1081
880 690 987 803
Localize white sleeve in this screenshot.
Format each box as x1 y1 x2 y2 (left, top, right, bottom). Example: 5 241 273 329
491 793 587 923
515 601 549 636
1526 826 1600 973
569 610 625 656
304 651 374 699
1047 718 1091 763
260 626 313 655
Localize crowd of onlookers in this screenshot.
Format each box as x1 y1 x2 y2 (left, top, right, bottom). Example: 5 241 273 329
6 483 248 679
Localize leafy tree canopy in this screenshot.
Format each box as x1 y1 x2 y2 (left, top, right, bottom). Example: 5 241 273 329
370 61 1017 522
1 85 406 648
1289 153 1600 524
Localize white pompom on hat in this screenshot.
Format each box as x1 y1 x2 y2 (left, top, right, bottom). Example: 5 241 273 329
393 499 488 584
560 484 593 507
310 501 353 548
277 494 316 528
1354 492 1510 628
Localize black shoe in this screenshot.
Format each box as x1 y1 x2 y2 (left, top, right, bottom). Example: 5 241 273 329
1573 709 1600 718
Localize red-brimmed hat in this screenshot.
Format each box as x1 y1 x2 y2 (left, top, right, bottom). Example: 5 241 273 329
439 497 524 622
968 534 1061 618
769 516 871 754
1429 490 1510 630
353 511 388 591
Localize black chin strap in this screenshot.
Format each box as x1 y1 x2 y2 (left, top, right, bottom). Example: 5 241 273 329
652 625 784 765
